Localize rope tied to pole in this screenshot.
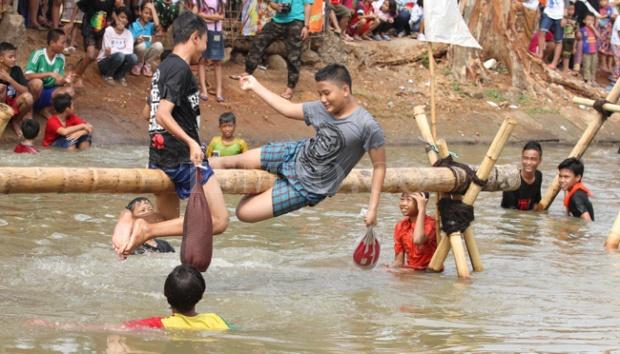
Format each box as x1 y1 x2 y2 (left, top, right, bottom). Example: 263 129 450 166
438 198 475 234
593 99 613 120
432 155 487 194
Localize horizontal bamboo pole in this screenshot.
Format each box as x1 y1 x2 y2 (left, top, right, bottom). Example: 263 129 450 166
573 97 620 113
0 165 521 195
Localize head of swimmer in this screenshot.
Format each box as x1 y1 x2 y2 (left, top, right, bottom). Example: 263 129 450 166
399 192 429 218
521 141 542 176
126 197 154 217
315 64 354 116
165 265 206 315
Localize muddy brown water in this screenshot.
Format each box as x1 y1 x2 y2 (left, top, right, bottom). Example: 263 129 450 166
0 144 619 352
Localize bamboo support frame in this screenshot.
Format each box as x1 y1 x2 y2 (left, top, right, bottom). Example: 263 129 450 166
605 211 620 251
573 97 620 113
427 117 517 277
539 82 620 209
0 166 521 195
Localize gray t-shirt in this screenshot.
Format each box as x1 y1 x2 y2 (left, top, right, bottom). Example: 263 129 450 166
295 101 385 196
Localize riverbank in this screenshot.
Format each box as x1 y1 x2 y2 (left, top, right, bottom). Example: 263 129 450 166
6 30 620 147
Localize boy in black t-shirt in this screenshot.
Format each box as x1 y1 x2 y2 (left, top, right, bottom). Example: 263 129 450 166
558 157 594 221
0 42 34 138
113 12 229 258
501 141 543 211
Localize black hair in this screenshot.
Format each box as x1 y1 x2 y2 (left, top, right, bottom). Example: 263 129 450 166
21 119 40 140
172 12 207 45
112 7 130 27
164 264 206 313
522 140 542 157
219 112 236 125
386 0 397 16
583 12 595 24
125 197 152 211
0 42 17 55
314 64 353 94
401 192 430 199
47 29 66 45
160 49 172 61
52 93 73 114
558 157 584 177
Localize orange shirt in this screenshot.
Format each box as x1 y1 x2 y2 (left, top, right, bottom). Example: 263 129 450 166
393 215 437 270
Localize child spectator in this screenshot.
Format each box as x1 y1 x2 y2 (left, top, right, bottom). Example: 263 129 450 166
598 0 616 73
130 2 164 77
537 0 564 69
581 13 601 86
123 265 231 331
97 9 137 86
501 141 543 211
372 0 396 41
189 0 226 102
349 0 380 41
558 157 594 221
390 192 437 270
0 42 34 138
43 93 93 150
14 119 40 154
60 0 84 55
206 112 248 157
611 10 620 80
24 29 75 118
561 3 578 74
408 0 423 37
328 0 355 41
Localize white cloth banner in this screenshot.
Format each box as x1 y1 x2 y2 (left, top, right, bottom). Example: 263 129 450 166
423 0 481 49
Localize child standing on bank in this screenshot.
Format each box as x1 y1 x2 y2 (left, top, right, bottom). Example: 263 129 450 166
558 157 594 221
598 0 616 73
610 12 620 81
581 13 601 86
561 3 578 74
206 112 248 157
390 192 437 271
43 93 93 150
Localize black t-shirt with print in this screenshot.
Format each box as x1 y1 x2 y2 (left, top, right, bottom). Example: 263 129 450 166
0 66 28 99
568 189 595 221
501 170 542 211
148 54 201 168
77 0 116 25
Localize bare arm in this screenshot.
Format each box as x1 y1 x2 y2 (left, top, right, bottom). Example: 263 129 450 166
56 123 88 136
0 72 28 94
146 2 161 28
156 99 204 165
240 75 305 120
364 146 386 227
412 198 427 245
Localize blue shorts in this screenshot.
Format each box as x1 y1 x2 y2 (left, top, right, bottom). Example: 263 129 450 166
34 87 57 111
204 30 225 61
149 160 214 199
51 134 92 148
260 141 325 217
539 13 563 43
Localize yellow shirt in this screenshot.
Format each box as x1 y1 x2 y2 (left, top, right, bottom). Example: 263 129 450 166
206 136 249 157
161 313 230 331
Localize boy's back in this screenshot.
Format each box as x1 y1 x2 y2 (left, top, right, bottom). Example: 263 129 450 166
124 312 230 330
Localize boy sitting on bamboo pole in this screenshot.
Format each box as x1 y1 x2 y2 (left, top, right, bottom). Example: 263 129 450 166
210 63 386 226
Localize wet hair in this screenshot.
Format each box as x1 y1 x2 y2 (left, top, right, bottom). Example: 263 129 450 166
522 140 542 157
219 112 236 125
401 192 430 199
47 29 66 45
172 12 207 45
161 49 172 61
164 264 206 313
315 64 353 94
52 93 73 114
125 196 152 211
21 119 40 140
0 42 16 55
558 157 584 177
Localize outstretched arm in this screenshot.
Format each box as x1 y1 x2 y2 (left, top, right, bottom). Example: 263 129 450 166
364 146 386 226
239 75 304 120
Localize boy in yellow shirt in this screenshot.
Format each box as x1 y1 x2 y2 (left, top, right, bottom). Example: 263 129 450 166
206 112 248 157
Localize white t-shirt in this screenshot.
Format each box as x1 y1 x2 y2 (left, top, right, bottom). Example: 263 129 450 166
544 0 565 20
611 16 620 45
522 0 539 10
97 27 135 62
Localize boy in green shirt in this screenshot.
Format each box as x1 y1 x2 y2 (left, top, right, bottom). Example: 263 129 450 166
206 112 249 157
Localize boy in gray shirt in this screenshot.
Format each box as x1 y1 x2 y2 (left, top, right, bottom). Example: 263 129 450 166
210 64 386 227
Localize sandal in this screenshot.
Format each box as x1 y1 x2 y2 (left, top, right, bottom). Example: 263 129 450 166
216 96 225 103
199 94 209 101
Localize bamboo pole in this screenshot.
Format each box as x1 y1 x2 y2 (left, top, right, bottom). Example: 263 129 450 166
0 103 14 139
428 42 438 139
448 232 470 278
605 211 620 251
0 165 521 195
435 139 450 245
573 97 620 113
539 83 620 210
428 118 517 277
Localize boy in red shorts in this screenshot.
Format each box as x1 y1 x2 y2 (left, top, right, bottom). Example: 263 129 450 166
391 192 438 271
0 42 34 138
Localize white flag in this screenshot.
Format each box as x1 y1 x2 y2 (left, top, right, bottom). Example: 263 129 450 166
423 0 481 49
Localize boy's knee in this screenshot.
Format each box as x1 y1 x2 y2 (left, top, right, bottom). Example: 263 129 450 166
20 93 34 107
152 42 164 53
212 216 229 234
28 79 43 93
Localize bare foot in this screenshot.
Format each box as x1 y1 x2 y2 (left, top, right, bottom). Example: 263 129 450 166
112 209 134 259
281 87 294 100
121 219 151 256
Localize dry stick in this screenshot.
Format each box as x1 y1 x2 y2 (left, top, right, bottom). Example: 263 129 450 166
539 83 620 210
605 211 620 251
428 42 438 140
0 103 15 140
427 117 517 277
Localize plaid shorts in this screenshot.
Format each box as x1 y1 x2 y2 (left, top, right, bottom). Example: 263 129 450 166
260 141 325 217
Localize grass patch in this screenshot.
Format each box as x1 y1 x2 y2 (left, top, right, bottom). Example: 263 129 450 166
525 107 560 115
483 88 506 102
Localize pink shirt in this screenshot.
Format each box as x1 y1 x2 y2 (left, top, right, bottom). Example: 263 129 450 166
194 0 225 32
